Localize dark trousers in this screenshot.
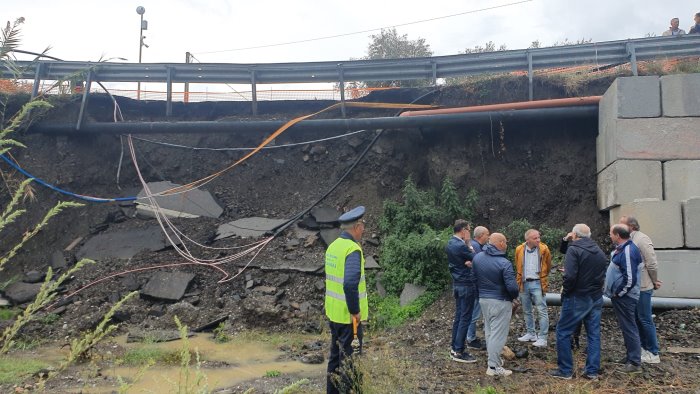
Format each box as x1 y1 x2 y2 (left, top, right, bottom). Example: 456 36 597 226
612 295 641 366
327 321 361 394
451 284 476 353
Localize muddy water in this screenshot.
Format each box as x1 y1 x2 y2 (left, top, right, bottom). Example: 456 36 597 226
71 335 322 393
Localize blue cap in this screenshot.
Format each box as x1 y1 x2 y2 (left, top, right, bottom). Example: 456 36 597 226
338 206 365 224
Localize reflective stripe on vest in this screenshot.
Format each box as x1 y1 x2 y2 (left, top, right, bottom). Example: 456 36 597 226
324 236 368 324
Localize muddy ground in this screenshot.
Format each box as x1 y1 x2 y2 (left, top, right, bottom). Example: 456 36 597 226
2 74 698 393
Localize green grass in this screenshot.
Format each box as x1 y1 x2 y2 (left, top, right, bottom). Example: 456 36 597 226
0 308 20 321
120 346 184 366
368 291 441 331
0 357 49 384
264 370 281 377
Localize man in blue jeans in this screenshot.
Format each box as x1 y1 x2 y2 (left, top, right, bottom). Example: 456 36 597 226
619 216 663 364
467 225 490 350
446 219 477 363
549 224 607 380
605 224 643 374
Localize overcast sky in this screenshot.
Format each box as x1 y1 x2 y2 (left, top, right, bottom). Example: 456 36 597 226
6 0 698 64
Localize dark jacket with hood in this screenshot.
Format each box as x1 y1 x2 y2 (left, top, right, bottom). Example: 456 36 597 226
472 244 519 301
446 235 475 286
562 237 608 299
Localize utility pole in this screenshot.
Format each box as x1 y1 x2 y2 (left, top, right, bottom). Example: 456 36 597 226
184 51 191 103
136 6 148 100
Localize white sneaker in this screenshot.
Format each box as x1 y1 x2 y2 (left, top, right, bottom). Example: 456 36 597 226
517 333 538 342
486 366 513 376
641 350 660 364
533 338 548 347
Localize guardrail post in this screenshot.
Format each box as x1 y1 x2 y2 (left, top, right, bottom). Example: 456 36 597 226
31 62 43 99
166 66 173 117
527 51 534 101
431 61 437 86
251 69 258 116
626 42 638 76
338 64 346 118
76 69 93 131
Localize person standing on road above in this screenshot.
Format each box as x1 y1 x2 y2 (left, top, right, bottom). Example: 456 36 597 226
515 229 552 348
619 216 663 364
473 233 519 377
324 206 368 394
662 17 686 36
605 224 643 374
466 226 490 351
446 219 478 363
549 224 607 380
689 12 700 34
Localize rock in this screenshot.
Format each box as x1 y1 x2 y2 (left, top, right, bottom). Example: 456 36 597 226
515 348 529 359
273 274 290 287
77 226 180 260
52 306 67 315
302 154 310 162
246 280 255 290
501 345 516 361
193 315 229 332
376 280 387 298
300 301 312 313
284 239 300 251
3 282 42 305
112 310 131 323
0 296 9 307
302 322 322 334
399 283 427 307
366 238 380 247
136 181 223 219
309 145 327 156
364 256 380 270
245 273 253 282
314 280 325 291
297 216 320 231
301 352 325 364
23 270 45 284
108 292 121 304
121 274 140 291
347 136 364 149
187 296 201 306
290 302 301 310
319 228 341 246
147 305 166 317
50 251 68 270
303 234 318 248
253 286 277 295
215 217 288 240
311 207 341 224
141 272 195 302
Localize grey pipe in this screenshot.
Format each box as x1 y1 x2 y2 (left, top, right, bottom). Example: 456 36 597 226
545 293 700 309
29 105 597 135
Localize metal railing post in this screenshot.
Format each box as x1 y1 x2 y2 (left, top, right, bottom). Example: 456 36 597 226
626 42 638 76
166 66 173 117
338 64 346 118
527 51 534 101
431 61 437 86
31 62 42 99
76 70 93 131
251 69 258 116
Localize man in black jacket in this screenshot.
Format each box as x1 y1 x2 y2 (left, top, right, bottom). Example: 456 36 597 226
550 224 608 380
446 219 477 363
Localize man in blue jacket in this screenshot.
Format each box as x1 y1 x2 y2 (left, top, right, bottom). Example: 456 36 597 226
473 233 519 377
605 224 643 374
466 226 490 351
446 219 477 363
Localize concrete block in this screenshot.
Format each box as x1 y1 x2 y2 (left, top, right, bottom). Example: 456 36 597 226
664 160 700 203
599 76 660 119
609 200 683 248
661 73 700 117
653 250 700 298
598 117 700 170
597 160 662 210
682 198 700 248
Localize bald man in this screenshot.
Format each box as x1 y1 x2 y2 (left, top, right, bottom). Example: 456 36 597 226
472 233 519 377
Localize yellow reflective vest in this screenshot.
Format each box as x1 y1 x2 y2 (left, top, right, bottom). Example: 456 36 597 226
324 236 368 324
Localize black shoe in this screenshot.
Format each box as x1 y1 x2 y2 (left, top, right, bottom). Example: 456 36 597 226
451 351 477 363
548 369 572 380
620 363 641 374
581 373 599 380
467 338 486 350
614 356 628 364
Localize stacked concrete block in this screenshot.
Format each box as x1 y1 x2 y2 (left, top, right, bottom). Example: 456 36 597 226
683 198 700 248
661 74 700 117
609 200 684 249
664 160 700 203
652 250 700 298
597 160 662 210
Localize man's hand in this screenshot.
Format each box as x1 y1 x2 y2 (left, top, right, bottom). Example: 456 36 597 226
465 260 473 268
352 313 361 325
564 232 575 241
654 280 663 290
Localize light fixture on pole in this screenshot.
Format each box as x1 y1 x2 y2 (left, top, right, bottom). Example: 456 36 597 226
136 6 148 100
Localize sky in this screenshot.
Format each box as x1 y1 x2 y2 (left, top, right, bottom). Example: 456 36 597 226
4 0 698 93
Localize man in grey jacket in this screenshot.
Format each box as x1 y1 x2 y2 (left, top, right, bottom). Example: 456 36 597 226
619 216 663 364
473 233 519 377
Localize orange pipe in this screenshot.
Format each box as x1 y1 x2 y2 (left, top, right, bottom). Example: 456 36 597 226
400 96 601 117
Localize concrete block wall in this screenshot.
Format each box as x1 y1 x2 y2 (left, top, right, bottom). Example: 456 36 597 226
597 75 700 298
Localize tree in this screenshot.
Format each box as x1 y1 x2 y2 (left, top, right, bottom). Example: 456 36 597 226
362 28 433 88
464 40 507 54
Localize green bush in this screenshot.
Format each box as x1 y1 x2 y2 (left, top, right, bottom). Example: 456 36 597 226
378 177 477 295
498 219 566 263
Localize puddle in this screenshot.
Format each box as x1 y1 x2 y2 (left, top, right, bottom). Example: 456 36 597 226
15 334 324 393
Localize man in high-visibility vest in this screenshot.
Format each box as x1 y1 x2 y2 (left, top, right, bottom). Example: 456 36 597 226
325 205 368 394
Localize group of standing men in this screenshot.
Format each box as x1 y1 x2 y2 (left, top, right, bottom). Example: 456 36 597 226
447 217 662 379
662 13 700 35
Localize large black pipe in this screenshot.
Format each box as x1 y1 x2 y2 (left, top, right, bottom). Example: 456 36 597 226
29 105 598 135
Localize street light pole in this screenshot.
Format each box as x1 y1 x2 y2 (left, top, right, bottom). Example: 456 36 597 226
136 6 146 100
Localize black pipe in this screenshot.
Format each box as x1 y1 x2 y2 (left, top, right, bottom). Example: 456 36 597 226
29 105 598 135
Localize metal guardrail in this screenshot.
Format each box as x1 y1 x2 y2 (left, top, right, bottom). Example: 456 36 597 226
6 34 700 120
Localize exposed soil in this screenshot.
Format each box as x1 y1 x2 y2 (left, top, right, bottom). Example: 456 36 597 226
2 75 697 393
